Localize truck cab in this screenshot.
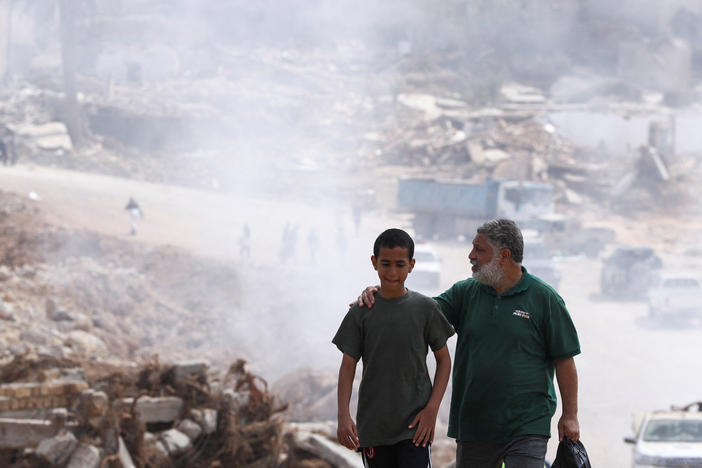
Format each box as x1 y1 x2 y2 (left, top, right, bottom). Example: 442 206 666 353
397 178 554 239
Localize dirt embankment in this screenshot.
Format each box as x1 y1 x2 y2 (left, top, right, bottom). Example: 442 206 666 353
0 190 248 368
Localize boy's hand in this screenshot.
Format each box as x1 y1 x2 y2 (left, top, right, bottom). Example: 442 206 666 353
337 414 360 450
348 285 380 308
409 405 439 447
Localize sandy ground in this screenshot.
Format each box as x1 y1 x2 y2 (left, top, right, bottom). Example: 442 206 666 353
2 164 701 467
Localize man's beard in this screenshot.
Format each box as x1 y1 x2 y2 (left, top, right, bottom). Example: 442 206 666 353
472 254 505 287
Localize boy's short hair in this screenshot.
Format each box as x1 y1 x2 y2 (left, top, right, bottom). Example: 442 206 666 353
373 228 414 259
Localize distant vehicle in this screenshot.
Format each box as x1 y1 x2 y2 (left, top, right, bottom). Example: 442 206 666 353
407 243 441 293
524 213 617 258
523 236 561 291
397 178 553 238
624 402 702 468
648 274 702 320
600 246 662 298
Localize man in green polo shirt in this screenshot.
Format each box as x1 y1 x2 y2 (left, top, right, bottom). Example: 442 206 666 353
358 219 580 468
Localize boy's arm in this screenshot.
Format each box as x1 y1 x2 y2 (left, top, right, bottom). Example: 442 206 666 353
409 344 451 447
337 353 360 450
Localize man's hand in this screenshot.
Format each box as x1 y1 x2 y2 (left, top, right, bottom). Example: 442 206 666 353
408 404 439 447
337 413 360 450
558 413 580 442
348 285 380 309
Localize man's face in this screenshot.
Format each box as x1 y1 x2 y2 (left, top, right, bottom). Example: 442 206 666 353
468 233 505 286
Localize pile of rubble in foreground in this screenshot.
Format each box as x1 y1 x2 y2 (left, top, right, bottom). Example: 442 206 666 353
0 354 357 468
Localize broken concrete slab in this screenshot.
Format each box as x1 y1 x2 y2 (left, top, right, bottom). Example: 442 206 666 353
66 442 101 468
76 389 108 428
117 396 184 423
14 122 73 151
36 431 78 465
160 428 192 455
295 431 363 468
0 418 60 448
177 418 202 440
202 408 218 434
172 359 208 382
118 436 136 468
65 330 108 356
223 388 250 413
189 407 217 434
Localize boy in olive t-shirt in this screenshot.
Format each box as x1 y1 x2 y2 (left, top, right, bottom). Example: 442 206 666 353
333 228 454 468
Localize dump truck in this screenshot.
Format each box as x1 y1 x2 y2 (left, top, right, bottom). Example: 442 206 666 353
397 178 554 238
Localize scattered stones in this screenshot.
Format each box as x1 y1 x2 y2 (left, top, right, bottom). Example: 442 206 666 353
0 301 15 321
172 359 208 382
117 395 183 423
295 431 364 468
159 428 192 455
0 418 60 449
66 442 101 468
76 389 108 428
176 418 202 440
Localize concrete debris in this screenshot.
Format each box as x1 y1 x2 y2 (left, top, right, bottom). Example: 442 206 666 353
0 353 349 467
294 431 364 468
189 407 218 434
36 431 78 465
117 395 184 424
0 418 66 449
66 442 101 468
76 389 108 428
159 428 192 455
117 436 136 468
172 359 209 383
176 418 203 440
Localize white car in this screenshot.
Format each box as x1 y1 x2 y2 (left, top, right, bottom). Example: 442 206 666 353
648 274 702 319
407 243 441 293
624 402 702 468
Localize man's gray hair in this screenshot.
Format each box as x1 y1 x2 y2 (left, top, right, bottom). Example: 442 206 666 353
477 219 523 263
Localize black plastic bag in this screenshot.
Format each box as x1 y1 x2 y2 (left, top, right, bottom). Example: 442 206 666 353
552 436 592 468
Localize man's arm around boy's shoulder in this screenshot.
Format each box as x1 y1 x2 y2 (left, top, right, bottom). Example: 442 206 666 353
337 353 360 450
409 344 451 447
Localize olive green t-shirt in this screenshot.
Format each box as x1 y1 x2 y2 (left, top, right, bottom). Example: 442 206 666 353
333 289 455 447
435 268 580 444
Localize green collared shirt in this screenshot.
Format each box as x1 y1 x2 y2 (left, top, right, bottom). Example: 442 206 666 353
435 267 580 444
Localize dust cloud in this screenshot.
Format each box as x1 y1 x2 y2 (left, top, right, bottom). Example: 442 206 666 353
3 1 702 467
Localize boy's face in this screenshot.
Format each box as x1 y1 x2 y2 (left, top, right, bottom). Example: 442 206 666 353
371 246 415 297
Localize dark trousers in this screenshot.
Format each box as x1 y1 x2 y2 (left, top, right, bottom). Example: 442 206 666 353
361 439 432 468
456 435 548 468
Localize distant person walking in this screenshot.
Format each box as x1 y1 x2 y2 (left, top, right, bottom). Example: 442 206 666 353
124 197 143 236
308 229 320 263
280 223 299 264
239 224 251 260
0 132 17 166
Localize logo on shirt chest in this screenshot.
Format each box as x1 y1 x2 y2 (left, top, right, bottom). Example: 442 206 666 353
512 309 531 319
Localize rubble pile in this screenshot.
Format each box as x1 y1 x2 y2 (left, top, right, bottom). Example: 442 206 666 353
0 189 258 369
3 41 701 217
0 354 349 468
